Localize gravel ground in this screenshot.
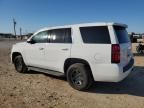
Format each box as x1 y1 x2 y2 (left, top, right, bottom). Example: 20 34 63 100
0 40 144 108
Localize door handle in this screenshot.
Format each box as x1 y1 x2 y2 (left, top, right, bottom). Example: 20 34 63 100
61 48 69 51
39 48 44 50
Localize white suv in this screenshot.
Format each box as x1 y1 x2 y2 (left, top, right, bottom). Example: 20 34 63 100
11 22 134 90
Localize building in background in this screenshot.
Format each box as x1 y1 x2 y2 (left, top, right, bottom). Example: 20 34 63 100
129 32 144 43
0 33 33 40
0 33 15 38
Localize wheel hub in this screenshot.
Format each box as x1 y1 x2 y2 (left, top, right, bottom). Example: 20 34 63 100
71 69 83 86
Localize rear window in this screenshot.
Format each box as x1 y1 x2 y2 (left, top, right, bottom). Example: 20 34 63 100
80 26 111 44
114 26 130 43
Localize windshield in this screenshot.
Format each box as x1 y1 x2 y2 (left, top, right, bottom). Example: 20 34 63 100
114 26 130 43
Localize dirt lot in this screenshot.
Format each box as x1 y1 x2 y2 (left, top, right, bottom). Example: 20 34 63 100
0 39 144 108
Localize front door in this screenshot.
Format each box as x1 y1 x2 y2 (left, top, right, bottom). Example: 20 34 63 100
25 31 48 68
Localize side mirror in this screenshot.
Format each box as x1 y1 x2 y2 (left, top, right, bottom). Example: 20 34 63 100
27 39 36 44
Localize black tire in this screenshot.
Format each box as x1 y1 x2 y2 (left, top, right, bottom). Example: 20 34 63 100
66 63 93 91
14 55 28 73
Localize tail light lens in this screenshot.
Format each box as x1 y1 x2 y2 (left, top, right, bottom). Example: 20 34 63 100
111 44 120 63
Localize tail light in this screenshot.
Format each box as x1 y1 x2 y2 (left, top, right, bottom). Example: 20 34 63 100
111 44 120 63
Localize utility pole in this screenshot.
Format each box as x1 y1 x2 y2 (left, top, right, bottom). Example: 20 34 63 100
20 27 22 40
13 18 17 39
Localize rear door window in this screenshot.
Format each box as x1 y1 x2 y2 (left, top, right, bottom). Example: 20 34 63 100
80 26 111 44
49 28 72 43
114 26 130 43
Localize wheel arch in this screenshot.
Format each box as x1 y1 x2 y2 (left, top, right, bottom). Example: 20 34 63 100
64 58 94 79
12 52 22 63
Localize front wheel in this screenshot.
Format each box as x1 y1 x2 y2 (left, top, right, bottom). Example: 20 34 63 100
67 63 93 91
14 55 28 73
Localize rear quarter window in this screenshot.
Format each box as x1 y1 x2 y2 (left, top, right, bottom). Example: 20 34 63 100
80 26 111 44
114 26 130 43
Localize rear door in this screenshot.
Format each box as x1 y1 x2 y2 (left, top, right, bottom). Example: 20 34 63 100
114 26 132 67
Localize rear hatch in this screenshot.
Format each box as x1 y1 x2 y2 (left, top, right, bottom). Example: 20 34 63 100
114 26 133 68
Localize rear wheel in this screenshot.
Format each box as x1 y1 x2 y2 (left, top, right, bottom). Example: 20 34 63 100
14 55 28 73
67 63 93 91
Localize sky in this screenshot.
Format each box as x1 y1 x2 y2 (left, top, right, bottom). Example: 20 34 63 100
0 0 144 34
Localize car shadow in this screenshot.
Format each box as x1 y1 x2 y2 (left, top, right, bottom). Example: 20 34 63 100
23 66 144 97
86 66 144 97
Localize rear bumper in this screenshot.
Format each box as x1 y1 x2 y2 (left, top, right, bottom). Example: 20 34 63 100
114 66 133 82
91 59 134 82
123 58 134 72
